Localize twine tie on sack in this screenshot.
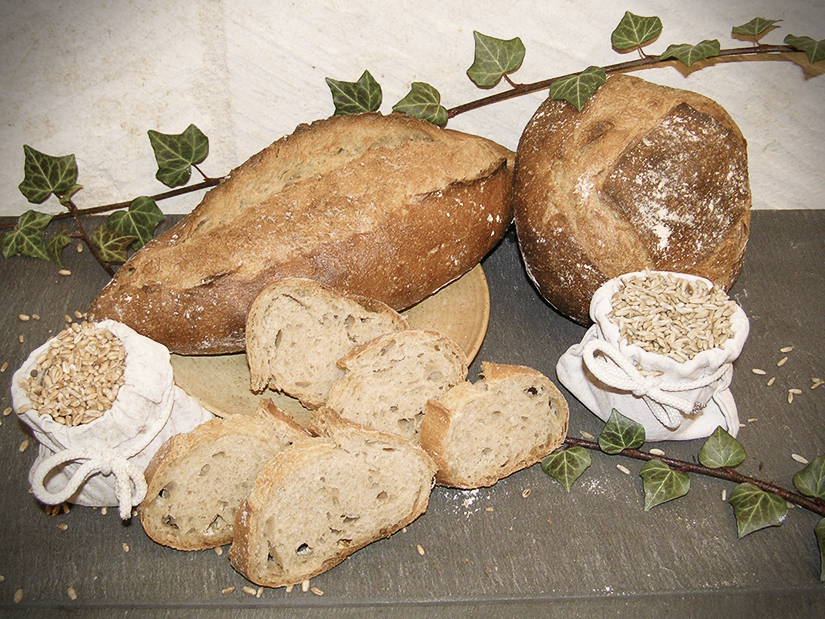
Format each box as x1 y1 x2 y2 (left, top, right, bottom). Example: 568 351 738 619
582 339 729 430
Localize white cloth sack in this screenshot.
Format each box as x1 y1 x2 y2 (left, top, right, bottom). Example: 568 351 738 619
556 271 749 442
11 319 213 518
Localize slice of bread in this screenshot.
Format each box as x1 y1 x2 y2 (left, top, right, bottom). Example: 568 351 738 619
245 278 409 409
419 361 569 489
228 409 436 588
324 329 468 443
139 400 310 550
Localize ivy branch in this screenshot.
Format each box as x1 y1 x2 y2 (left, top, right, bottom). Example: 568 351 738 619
2 13 822 273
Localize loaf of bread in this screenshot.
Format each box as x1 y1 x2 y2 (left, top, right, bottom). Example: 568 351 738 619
88 112 514 354
513 74 751 324
324 329 468 443
139 400 310 550
419 361 568 488
245 277 409 409
228 409 436 588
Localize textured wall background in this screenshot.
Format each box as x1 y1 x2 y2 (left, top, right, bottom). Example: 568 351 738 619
1 0 823 217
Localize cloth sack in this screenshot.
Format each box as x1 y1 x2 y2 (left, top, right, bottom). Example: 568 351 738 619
556 271 749 442
11 319 213 518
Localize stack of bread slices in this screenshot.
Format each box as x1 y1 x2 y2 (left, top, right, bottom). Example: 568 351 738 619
139 278 569 588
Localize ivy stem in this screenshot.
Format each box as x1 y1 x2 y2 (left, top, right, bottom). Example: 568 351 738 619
564 436 825 518
63 198 115 276
446 44 800 119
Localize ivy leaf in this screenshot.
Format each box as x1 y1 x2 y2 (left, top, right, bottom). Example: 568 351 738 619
18 146 79 204
784 35 825 64
91 226 138 264
659 40 721 66
393 83 448 127
466 31 526 88
598 409 646 454
147 124 209 188
46 228 72 268
1 210 53 261
816 519 825 582
106 196 165 250
732 18 781 41
325 70 383 116
611 11 663 52
794 454 825 500
728 482 788 538
639 459 690 511
541 446 592 492
549 66 607 111
698 426 747 469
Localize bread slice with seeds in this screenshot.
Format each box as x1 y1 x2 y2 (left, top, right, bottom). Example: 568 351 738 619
139 400 310 550
245 277 409 409
419 361 569 489
228 409 436 588
324 329 468 443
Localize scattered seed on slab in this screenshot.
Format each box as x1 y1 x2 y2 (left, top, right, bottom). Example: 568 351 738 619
792 453 810 465
243 586 257 596
311 587 324 596
617 464 631 475
67 587 77 600
19 439 29 452
285 584 294 593
3 407 11 416
789 388 803 395
256 587 263 598
301 579 310 593
812 378 824 390
57 523 68 531
14 589 23 604
32 314 40 320
417 544 425 556
767 377 776 386
580 430 595 440
100 507 108 516
214 547 223 556
788 392 795 404
650 448 665 456
76 243 83 253
221 587 235 595
485 507 494 512
18 314 30 322
122 543 129 553
777 357 788 367
780 346 794 353
747 418 758 423
721 489 727 502
74 311 84 319
521 488 531 498
58 269 71 276
751 368 766 375
1 362 7 373
18 334 24 343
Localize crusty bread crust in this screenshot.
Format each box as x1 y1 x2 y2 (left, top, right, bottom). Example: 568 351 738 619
419 361 569 488
88 112 514 354
229 409 436 587
513 74 751 324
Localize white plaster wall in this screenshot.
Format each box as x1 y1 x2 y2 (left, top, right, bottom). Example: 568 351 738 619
1 0 823 217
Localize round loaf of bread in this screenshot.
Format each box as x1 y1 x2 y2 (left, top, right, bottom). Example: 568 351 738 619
513 74 751 324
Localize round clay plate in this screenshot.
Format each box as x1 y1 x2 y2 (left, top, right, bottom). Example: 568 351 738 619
170 265 490 427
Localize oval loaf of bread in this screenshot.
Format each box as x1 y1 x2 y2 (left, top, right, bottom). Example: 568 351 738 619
513 74 751 324
419 361 569 489
88 112 514 354
228 409 436 588
324 329 469 443
139 401 310 551
245 277 410 409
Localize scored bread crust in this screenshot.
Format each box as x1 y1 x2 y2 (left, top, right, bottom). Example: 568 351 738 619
88 112 514 355
324 329 469 443
513 74 751 324
228 409 436 588
245 277 410 408
419 361 569 488
139 401 310 551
